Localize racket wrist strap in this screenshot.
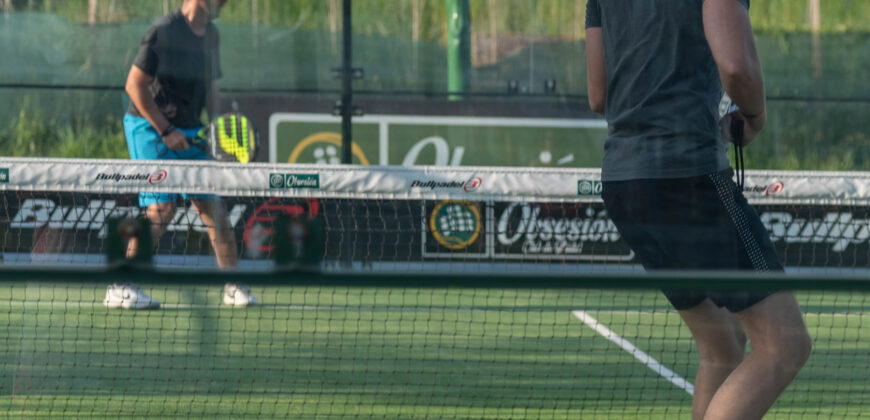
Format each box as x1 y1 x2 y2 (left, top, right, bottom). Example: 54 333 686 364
160 124 176 137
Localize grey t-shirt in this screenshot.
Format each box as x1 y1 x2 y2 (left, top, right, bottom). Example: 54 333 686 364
586 0 748 181
126 10 221 129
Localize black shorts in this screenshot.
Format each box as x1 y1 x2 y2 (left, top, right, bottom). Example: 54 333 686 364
602 169 781 312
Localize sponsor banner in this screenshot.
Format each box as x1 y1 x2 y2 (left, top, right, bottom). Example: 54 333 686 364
6 158 870 204
422 200 633 261
5 190 870 268
577 180 602 196
0 168 8 183
0 158 592 201
756 205 870 259
741 179 786 197
422 200 870 267
93 170 168 185
492 201 632 260
269 113 608 168
424 200 486 256
270 173 320 189
1 192 424 263
411 177 482 192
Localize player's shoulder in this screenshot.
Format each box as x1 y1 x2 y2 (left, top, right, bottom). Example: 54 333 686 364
150 9 185 33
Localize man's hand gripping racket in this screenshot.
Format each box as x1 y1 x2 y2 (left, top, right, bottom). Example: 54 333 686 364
189 113 260 164
719 94 745 145
719 94 746 190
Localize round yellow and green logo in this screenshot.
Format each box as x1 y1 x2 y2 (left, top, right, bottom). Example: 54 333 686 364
288 132 370 165
429 201 481 250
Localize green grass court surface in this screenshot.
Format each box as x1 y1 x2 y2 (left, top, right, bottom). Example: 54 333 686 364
0 282 866 419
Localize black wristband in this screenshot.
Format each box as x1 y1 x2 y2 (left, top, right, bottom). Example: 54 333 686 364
160 124 176 137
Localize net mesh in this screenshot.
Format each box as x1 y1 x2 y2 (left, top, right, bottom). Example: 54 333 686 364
1 158 869 418
0 282 867 418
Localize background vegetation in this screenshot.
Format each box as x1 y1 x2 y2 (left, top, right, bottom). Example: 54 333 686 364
1 0 868 170
7 0 870 35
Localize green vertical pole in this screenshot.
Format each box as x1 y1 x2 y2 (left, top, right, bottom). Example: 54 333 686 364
445 0 471 100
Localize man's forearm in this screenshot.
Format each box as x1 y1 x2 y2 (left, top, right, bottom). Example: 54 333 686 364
703 0 766 117
585 28 607 115
126 65 173 134
128 84 172 134
719 48 765 117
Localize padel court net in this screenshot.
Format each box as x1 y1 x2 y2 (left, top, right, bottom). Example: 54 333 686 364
0 158 868 418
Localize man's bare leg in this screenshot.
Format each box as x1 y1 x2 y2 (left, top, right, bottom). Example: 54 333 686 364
191 198 256 306
703 291 811 420
126 202 176 258
191 198 237 269
678 299 747 420
106 202 172 309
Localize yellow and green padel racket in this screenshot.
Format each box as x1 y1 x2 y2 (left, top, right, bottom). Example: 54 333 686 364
190 113 259 164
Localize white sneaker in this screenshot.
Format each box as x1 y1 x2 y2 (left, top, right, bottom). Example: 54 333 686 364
103 283 160 310
223 283 257 307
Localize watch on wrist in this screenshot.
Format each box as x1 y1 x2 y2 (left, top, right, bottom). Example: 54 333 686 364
160 124 176 137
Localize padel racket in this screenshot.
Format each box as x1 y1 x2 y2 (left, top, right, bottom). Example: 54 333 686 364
189 113 259 163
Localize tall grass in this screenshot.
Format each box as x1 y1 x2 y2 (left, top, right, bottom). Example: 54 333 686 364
12 0 870 37
0 99 126 159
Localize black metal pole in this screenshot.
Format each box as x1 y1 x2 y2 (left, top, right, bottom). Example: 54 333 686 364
338 0 354 268
340 0 353 164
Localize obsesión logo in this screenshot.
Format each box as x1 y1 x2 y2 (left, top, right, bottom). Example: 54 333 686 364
496 202 622 255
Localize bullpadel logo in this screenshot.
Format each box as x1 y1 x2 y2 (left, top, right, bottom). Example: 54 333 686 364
94 170 167 184
0 168 8 183
270 173 320 189
148 170 168 185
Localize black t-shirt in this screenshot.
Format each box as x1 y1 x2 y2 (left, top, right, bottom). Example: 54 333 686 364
126 10 221 128
585 0 749 181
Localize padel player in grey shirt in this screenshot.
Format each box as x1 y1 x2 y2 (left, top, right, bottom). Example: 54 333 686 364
586 0 810 418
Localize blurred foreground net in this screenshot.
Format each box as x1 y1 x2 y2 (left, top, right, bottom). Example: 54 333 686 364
0 158 868 418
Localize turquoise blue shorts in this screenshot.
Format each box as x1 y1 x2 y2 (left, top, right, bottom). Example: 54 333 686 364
123 114 218 207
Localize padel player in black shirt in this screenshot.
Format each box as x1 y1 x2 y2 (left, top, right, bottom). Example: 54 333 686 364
106 0 257 309
586 0 811 418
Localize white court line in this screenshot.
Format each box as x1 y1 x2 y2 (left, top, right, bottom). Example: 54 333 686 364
572 310 695 396
573 310 869 318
